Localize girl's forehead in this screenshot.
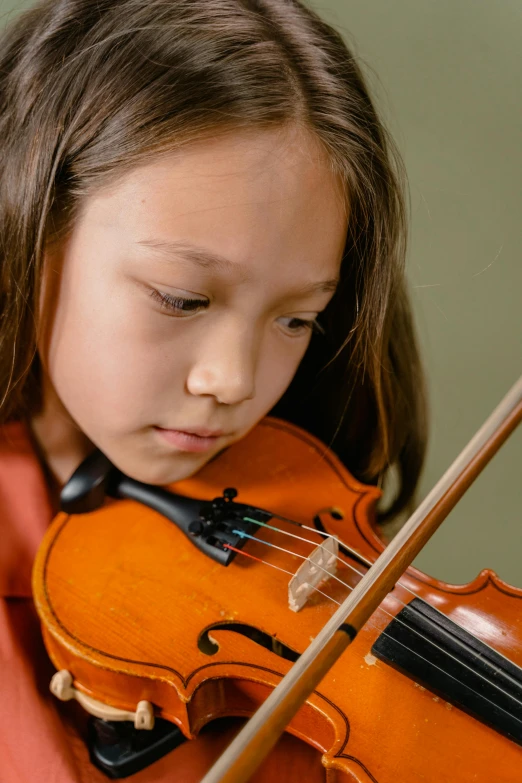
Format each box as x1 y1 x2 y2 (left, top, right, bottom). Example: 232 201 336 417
93 126 345 214
76 128 348 279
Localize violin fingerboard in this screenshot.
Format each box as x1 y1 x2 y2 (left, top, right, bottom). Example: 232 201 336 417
372 597 522 746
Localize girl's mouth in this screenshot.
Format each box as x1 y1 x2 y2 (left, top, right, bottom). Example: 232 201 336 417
154 426 226 453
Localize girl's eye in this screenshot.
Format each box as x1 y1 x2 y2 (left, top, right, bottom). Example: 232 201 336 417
278 316 325 337
150 289 209 316
149 289 325 336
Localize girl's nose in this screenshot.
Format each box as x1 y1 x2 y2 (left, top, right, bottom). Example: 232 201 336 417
185 318 257 405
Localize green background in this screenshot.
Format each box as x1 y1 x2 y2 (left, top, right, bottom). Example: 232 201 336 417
1 0 520 587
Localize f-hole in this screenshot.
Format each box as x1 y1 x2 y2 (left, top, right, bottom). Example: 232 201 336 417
198 623 301 662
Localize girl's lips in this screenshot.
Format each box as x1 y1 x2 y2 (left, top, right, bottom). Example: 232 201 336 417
154 427 225 453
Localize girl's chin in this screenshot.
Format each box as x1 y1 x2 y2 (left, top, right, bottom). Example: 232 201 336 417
113 449 212 488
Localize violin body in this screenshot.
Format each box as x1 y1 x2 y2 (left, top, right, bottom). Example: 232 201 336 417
32 417 522 782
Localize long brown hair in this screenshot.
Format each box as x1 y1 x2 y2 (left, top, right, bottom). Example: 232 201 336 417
0 0 427 519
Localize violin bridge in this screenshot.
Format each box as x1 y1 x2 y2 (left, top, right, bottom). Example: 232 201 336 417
288 536 339 612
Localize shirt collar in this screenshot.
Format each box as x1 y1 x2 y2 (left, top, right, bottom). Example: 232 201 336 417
0 420 53 598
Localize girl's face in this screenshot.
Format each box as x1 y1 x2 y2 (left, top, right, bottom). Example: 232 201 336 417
39 127 348 484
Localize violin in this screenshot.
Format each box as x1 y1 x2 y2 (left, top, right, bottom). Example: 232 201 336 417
32 386 522 782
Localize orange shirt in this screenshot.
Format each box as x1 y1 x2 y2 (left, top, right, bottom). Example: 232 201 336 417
0 421 324 782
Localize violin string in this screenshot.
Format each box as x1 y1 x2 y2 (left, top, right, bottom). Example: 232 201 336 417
222 543 341 606
244 516 369 581
244 513 515 677
227 540 522 727
372 624 522 727
236 527 392 613
252 508 522 699
223 544 295 576
233 525 522 718
243 516 498 661
265 512 372 565
269 517 522 691
244 514 439 629
246 515 418 596
233 527 325 562
247 514 366 555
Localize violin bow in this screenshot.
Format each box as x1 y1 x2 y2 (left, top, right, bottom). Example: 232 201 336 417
201 374 522 783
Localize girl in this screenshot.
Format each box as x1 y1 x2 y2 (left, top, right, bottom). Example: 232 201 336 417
0 0 427 780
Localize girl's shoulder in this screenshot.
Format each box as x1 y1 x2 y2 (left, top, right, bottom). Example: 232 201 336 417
0 420 53 598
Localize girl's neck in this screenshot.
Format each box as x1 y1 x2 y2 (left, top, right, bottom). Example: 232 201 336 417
28 377 94 513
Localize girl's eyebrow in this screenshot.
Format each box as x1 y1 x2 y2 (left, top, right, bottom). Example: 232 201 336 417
136 238 339 295
137 238 239 275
